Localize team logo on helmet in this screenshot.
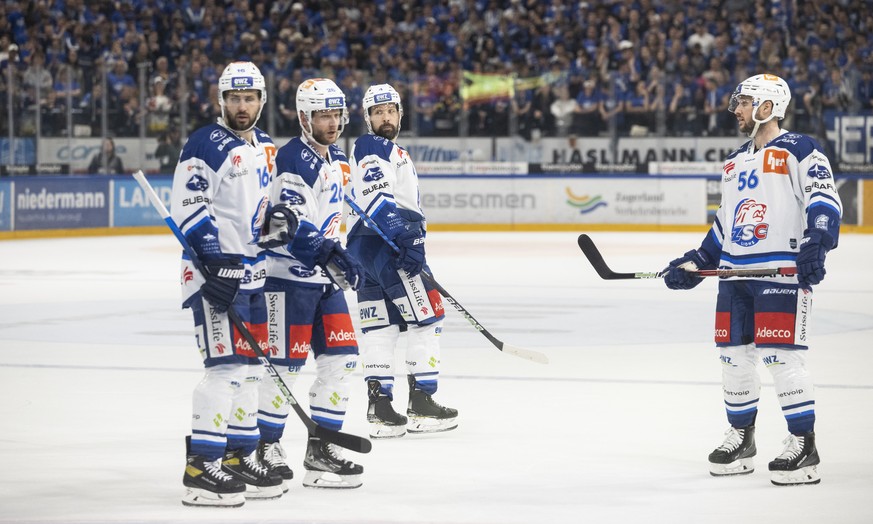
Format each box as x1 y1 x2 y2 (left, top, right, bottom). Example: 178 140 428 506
231 77 253 88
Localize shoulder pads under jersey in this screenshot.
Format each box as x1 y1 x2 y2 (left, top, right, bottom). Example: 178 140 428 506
769 132 817 161
179 123 246 173
275 137 322 187
724 140 753 161
353 133 393 161
328 143 348 163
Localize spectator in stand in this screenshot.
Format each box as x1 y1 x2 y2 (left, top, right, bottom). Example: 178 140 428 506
87 137 125 175
624 80 652 135
575 79 601 136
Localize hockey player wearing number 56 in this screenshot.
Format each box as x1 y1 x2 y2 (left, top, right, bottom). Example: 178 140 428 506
662 74 842 486
173 62 289 507
347 84 458 439
255 78 367 490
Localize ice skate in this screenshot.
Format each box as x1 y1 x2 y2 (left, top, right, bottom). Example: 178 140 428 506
768 432 821 486
222 448 284 499
257 440 293 493
708 425 756 476
182 437 246 508
406 376 458 434
303 435 363 489
367 379 407 439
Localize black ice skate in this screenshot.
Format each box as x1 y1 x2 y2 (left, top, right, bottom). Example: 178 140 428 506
222 448 284 499
406 375 458 434
257 440 293 493
367 379 407 439
182 437 246 508
768 432 821 486
303 435 363 489
708 425 756 476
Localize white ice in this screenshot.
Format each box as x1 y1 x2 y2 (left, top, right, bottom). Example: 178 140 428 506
1 231 871 524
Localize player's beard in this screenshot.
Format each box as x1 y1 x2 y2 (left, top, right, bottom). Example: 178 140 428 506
226 110 254 132
737 116 754 135
310 126 337 146
375 122 398 141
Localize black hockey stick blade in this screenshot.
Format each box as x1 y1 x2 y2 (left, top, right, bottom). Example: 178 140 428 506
577 234 655 279
314 424 373 453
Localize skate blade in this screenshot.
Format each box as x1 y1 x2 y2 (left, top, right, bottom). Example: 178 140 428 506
243 483 284 500
302 470 362 489
770 465 821 486
182 487 246 508
369 422 407 439
407 416 458 434
709 457 755 476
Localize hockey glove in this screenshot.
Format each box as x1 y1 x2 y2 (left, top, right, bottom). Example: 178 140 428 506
201 257 245 313
317 239 365 291
796 228 835 288
257 204 299 249
663 249 711 290
394 228 425 277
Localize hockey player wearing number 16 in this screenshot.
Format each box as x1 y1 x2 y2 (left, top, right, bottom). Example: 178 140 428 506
662 74 842 486
174 61 286 507
347 84 458 439
255 78 367 490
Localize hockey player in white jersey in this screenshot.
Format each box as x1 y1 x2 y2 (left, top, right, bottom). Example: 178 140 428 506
255 77 366 489
173 61 287 506
347 84 458 439
662 74 842 486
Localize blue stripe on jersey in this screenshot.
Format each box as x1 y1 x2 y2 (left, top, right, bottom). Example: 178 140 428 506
807 195 841 214
721 251 796 264
179 206 209 231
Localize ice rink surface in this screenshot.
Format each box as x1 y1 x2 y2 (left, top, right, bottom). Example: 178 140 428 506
0 230 871 524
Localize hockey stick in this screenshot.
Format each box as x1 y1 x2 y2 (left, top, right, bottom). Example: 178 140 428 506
578 234 798 280
133 171 371 454
344 195 548 364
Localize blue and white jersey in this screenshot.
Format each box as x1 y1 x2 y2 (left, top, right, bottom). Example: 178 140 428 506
347 133 424 239
708 130 842 281
170 122 277 305
266 135 350 285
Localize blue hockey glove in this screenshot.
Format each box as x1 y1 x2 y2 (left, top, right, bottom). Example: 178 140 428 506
394 228 425 277
201 257 245 312
796 228 835 288
257 204 299 249
663 249 712 290
317 239 365 291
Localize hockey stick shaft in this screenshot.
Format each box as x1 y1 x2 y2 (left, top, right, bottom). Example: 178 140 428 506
577 234 798 280
345 195 548 364
134 171 371 453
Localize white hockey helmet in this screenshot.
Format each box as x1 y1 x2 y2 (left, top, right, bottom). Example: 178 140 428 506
217 61 267 133
728 74 791 137
363 83 403 135
296 78 348 143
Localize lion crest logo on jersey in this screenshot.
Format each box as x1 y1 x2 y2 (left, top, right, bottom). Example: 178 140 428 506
731 198 769 247
249 195 269 244
186 174 209 191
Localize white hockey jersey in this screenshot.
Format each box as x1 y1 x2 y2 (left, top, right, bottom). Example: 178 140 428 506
709 130 842 281
170 122 277 306
347 133 424 238
266 135 350 285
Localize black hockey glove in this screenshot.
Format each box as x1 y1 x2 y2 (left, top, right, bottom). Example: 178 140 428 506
201 257 245 313
394 228 425 277
796 228 835 288
663 249 712 290
316 239 365 291
257 204 299 249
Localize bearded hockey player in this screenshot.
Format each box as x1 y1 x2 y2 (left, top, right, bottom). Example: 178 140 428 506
346 84 458 440
662 73 842 486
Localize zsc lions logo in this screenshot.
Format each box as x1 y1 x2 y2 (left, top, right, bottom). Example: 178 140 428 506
730 198 769 247
186 174 209 191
